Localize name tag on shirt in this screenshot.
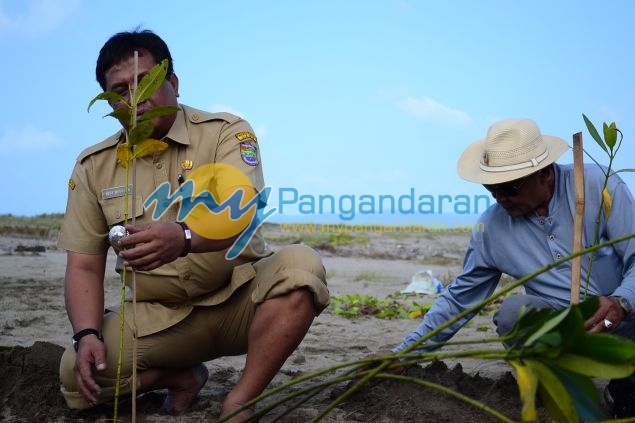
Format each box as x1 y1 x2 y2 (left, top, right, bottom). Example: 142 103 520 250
102 185 134 200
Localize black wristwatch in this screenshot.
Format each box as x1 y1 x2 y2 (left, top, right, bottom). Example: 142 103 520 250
177 221 192 257
611 296 633 315
72 328 104 351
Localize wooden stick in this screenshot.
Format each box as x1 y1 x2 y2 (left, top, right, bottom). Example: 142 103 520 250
571 132 584 304
131 50 139 423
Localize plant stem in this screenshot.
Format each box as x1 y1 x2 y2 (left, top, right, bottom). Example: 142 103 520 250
112 142 131 423
583 151 616 299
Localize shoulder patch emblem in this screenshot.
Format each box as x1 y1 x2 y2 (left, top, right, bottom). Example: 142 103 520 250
68 179 76 190
236 131 257 142
240 142 259 166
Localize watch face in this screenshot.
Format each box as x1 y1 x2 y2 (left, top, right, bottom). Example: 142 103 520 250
621 297 633 312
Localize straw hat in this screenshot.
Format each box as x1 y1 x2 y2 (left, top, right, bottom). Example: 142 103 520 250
457 118 570 184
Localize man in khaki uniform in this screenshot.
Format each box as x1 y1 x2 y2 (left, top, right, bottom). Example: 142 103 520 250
58 29 329 422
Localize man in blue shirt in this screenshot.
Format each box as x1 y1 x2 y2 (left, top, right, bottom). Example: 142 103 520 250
393 118 635 418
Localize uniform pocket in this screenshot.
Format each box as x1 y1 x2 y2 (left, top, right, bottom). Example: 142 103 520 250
102 197 145 227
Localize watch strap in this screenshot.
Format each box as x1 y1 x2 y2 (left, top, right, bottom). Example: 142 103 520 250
72 328 103 351
613 296 633 314
177 221 192 257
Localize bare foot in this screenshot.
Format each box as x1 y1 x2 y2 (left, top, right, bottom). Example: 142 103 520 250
161 363 209 414
219 398 255 423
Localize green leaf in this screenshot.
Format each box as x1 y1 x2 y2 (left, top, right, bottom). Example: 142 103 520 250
524 307 571 346
138 105 180 122
127 120 154 146
136 59 169 105
578 332 635 362
529 332 563 358
555 353 635 378
106 108 131 123
541 361 607 422
603 122 617 149
507 308 553 342
87 91 127 112
537 384 569 423
132 139 169 160
509 360 539 422
582 114 608 154
527 359 578 423
116 143 132 169
574 297 599 321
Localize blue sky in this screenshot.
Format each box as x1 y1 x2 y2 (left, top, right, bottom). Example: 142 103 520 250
1 0 634 221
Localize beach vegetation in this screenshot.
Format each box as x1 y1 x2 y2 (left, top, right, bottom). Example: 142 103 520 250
419 253 461 266
330 292 433 320
352 271 389 282
0 213 63 239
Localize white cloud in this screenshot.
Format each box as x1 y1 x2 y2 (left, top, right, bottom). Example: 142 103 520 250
398 96 472 126
0 125 64 155
0 0 79 38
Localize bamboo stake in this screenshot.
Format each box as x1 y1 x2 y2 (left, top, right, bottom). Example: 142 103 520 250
570 132 584 304
130 50 139 422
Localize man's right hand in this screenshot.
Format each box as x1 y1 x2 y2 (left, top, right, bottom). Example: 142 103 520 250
73 336 108 404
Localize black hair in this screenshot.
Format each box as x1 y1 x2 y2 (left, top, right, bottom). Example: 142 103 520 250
95 29 174 90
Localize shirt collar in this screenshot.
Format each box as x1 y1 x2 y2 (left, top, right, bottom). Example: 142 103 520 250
163 106 190 146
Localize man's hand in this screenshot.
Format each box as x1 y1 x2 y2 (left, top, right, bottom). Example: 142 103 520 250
118 222 185 271
74 336 107 404
584 296 626 333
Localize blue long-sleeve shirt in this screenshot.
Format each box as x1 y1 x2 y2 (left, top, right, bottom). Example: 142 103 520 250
394 163 635 352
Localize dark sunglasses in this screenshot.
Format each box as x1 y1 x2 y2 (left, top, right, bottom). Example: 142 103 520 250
483 177 528 197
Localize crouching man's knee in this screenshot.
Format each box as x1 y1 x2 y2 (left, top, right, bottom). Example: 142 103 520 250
59 345 134 410
252 244 330 314
493 294 557 337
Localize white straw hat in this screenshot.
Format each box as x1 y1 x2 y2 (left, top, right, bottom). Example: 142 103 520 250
457 118 570 184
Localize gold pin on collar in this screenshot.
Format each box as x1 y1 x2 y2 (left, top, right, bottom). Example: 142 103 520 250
181 160 193 170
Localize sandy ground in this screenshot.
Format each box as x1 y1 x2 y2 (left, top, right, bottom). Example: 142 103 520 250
0 229 544 422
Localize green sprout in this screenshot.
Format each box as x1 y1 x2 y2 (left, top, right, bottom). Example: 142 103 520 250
87 55 178 422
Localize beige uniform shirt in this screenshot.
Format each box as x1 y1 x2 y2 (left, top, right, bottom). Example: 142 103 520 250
58 104 272 335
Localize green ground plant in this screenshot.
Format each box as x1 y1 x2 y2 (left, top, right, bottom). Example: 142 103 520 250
330 292 432 320
581 114 634 299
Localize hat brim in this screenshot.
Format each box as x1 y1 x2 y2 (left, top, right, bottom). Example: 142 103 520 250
456 135 570 184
